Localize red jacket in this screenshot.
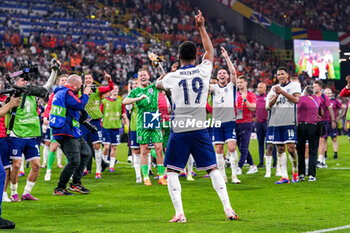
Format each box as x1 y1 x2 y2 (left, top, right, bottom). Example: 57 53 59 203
0 95 7 138
44 92 54 119
340 86 350 97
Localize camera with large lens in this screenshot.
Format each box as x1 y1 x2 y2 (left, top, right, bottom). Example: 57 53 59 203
79 110 98 133
90 85 97 93
51 59 60 71
17 63 39 81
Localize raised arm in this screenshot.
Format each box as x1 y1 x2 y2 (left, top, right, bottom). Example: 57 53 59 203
221 47 237 85
98 72 114 95
195 10 214 63
43 59 61 90
155 74 167 91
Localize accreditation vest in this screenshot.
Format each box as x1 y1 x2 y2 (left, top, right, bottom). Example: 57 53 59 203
102 97 123 129
49 88 80 137
10 95 41 137
84 89 103 120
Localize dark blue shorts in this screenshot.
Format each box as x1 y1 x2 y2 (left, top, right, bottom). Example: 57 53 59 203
130 131 140 149
102 128 121 145
164 129 216 172
9 137 41 161
207 127 213 139
273 125 297 144
44 128 51 142
322 121 337 138
81 119 103 144
266 126 274 144
129 131 154 149
0 137 12 169
212 121 237 144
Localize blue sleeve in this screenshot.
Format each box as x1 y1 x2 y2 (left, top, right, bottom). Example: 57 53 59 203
65 90 89 110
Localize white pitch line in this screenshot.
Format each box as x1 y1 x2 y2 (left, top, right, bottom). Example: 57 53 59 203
328 167 350 170
306 225 350 233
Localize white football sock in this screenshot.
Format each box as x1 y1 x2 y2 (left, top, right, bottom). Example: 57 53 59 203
318 154 324 163
43 145 49 165
187 154 194 175
20 155 25 173
230 150 238 176
110 157 116 168
305 158 309 174
276 154 282 176
103 154 108 163
210 169 232 211
216 153 226 178
10 183 18 196
289 152 298 174
167 172 184 216
95 149 102 173
280 152 288 179
23 180 35 195
57 147 63 166
265 155 272 176
134 154 141 178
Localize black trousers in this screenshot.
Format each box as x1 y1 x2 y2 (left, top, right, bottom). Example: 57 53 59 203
57 136 92 188
296 123 319 177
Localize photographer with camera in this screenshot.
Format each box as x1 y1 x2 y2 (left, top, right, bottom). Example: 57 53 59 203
51 74 93 195
0 95 20 229
8 60 60 202
80 72 113 179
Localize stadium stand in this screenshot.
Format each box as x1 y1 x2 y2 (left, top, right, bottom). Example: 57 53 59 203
0 0 296 90
241 0 350 31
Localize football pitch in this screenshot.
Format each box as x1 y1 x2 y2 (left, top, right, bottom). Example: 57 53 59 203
4 136 350 233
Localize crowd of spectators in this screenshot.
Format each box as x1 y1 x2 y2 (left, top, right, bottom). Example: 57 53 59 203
242 0 350 32
0 0 299 94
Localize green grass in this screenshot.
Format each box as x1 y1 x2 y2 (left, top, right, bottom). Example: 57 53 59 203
4 136 350 232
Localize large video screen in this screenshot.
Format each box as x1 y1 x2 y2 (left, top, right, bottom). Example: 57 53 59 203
294 39 340 80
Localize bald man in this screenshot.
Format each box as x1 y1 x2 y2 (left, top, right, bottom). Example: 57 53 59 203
51 75 93 195
255 83 268 168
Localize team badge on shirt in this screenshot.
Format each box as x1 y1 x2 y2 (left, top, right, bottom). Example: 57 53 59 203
148 88 154 95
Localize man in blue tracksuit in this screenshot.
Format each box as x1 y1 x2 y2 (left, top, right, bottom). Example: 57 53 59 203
50 74 92 196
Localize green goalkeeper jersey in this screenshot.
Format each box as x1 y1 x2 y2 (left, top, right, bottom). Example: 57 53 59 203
127 83 159 131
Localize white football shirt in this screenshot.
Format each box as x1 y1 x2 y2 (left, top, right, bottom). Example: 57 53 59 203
211 82 236 123
269 81 301 127
162 60 212 133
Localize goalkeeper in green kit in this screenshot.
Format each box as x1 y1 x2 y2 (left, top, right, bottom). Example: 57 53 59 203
123 69 167 186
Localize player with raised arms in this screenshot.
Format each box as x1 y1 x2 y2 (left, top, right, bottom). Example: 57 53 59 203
209 47 240 184
156 10 238 222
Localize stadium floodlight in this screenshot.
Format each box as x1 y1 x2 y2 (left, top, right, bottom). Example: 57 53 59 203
344 52 350 56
